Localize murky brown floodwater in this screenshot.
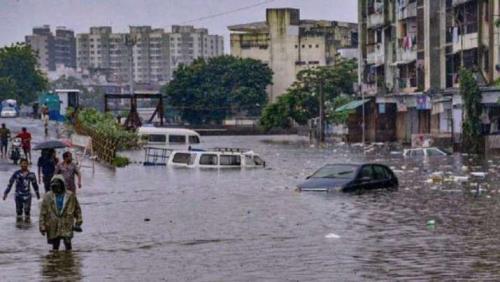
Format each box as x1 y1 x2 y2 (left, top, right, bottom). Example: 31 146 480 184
1 118 500 281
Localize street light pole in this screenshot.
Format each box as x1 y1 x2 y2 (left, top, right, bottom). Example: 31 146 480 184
319 80 325 143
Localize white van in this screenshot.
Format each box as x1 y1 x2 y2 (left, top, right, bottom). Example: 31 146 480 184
137 127 201 149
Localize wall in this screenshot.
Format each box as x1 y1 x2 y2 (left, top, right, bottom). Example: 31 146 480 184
267 8 300 102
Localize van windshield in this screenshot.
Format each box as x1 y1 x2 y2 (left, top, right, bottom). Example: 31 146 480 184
189 135 200 144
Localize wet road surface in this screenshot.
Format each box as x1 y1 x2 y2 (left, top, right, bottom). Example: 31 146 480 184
1 118 500 280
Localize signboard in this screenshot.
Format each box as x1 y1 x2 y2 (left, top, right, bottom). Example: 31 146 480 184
416 95 431 110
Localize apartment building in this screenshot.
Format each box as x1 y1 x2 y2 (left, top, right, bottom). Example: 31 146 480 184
169 25 224 79
25 25 76 72
229 8 358 102
357 0 500 145
77 25 223 86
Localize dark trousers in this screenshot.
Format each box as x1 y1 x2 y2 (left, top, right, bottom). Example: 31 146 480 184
50 237 72 251
43 174 54 193
15 195 31 216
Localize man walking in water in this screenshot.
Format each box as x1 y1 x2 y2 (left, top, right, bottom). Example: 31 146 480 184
0 123 10 158
39 175 82 251
3 159 40 222
55 152 81 193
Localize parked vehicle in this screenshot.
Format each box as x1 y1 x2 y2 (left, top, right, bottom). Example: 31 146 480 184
10 138 21 165
297 163 398 192
1 99 19 118
167 148 265 168
0 106 18 118
403 147 450 157
137 127 201 150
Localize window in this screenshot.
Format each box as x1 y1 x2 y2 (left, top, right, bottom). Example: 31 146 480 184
172 153 192 164
168 135 186 144
253 156 264 166
148 134 166 143
199 154 218 165
220 155 241 166
188 135 200 144
410 149 424 157
426 148 445 156
373 165 389 180
359 166 374 180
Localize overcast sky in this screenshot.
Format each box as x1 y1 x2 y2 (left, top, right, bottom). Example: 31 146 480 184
0 0 357 52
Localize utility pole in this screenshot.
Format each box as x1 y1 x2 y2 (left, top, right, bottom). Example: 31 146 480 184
319 80 325 143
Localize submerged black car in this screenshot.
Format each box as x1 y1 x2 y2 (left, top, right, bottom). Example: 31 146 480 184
297 163 398 192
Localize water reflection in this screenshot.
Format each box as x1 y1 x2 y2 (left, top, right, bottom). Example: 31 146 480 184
41 252 82 281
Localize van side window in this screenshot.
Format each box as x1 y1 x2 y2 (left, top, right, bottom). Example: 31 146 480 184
149 134 166 142
189 135 200 144
220 155 241 166
172 153 192 164
199 154 218 165
168 135 186 144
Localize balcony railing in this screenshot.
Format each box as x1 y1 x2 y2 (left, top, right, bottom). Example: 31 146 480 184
397 1 417 20
367 13 384 28
452 0 474 7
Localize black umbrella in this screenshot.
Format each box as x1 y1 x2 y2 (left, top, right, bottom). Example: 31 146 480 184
33 140 70 150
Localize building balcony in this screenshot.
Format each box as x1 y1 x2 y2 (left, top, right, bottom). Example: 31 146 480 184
396 47 417 63
367 13 385 29
452 0 474 7
452 32 478 53
367 47 385 65
361 82 380 96
397 1 417 20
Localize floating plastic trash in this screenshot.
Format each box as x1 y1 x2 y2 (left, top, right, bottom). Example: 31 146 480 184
325 233 341 239
426 219 436 226
471 172 487 178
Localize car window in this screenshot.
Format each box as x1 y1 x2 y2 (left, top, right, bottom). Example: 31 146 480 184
383 167 393 179
426 148 444 156
373 165 388 180
253 156 264 166
172 153 191 164
220 155 241 166
188 135 200 144
149 134 166 143
168 135 186 144
311 164 358 179
413 149 424 157
359 166 374 180
199 154 218 165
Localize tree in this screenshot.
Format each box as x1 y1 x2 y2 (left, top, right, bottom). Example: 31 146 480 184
460 68 482 154
0 43 48 104
0 77 17 101
162 56 272 125
260 57 357 130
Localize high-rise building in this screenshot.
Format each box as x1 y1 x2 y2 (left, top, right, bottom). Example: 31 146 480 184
77 25 223 86
169 25 224 78
229 8 358 102
25 25 76 72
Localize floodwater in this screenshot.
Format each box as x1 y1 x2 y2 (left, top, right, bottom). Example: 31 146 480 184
1 119 500 280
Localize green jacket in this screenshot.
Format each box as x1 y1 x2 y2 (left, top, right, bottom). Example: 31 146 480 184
39 175 83 240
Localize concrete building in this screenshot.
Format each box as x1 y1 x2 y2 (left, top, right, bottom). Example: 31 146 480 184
357 0 500 147
25 25 76 72
229 8 358 102
77 25 223 86
169 25 224 79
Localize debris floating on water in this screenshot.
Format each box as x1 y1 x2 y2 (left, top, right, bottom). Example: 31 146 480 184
325 233 341 239
144 218 151 222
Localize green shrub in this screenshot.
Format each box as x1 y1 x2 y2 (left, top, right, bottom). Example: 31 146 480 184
112 155 130 167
